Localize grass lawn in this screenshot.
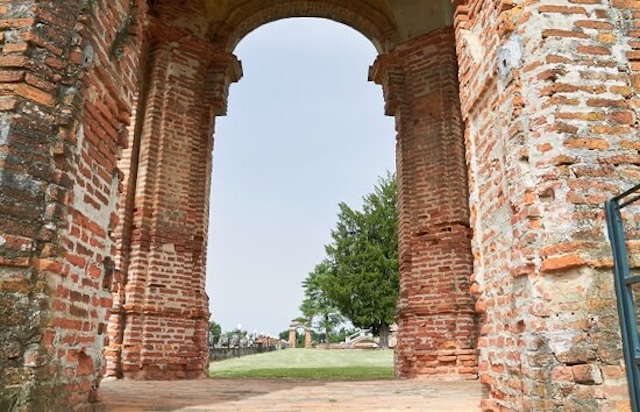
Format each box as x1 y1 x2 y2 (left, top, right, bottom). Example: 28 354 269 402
209 348 394 380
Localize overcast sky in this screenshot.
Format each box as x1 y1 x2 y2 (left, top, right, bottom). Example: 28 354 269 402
205 18 395 336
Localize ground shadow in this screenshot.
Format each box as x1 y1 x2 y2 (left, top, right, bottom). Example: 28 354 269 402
99 377 337 411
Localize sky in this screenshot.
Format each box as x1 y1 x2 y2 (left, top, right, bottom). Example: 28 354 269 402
205 18 396 337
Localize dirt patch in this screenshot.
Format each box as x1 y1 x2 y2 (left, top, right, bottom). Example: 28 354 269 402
100 378 482 411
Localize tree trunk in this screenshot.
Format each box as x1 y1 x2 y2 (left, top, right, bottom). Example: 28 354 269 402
378 323 390 349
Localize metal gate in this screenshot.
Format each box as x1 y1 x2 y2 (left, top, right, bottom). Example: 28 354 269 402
605 183 640 412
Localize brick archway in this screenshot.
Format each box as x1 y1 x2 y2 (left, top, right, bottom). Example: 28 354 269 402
212 0 400 53
288 320 312 349
1 0 637 410
101 0 478 385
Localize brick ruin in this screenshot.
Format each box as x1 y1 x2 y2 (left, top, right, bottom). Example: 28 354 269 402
0 0 637 411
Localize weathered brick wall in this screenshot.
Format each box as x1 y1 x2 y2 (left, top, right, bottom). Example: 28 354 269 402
454 0 638 409
0 0 145 410
1 0 636 409
105 14 242 379
372 28 477 379
105 36 153 379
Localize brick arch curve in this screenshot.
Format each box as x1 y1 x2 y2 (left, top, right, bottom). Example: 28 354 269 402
211 0 399 53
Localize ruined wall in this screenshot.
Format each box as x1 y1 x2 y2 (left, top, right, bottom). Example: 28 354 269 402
454 0 638 409
372 28 477 379
0 0 146 410
104 15 241 379
1 0 636 409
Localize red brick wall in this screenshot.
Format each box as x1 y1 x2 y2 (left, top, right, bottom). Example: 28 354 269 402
105 36 153 379
106 18 242 379
454 0 638 409
372 28 477 379
0 0 145 409
1 0 637 410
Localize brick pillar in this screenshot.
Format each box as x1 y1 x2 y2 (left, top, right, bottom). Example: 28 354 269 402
112 21 241 380
289 329 297 348
105 34 154 379
0 0 146 409
305 328 313 348
453 0 638 410
371 28 477 379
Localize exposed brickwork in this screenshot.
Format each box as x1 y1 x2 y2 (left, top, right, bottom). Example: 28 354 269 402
454 0 639 409
0 0 145 409
105 30 154 381
208 0 399 53
105 16 242 380
371 28 477 379
1 0 638 410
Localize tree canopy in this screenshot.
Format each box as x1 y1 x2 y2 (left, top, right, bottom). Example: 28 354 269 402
300 261 344 340
208 320 222 345
300 174 398 347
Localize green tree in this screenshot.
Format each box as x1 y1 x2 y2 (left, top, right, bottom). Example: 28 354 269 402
279 330 289 342
300 261 344 342
208 320 222 345
323 173 398 348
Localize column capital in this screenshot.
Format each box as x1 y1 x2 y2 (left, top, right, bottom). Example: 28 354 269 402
369 53 404 116
206 52 242 116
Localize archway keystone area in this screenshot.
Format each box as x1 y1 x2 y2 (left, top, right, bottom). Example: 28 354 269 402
0 0 637 411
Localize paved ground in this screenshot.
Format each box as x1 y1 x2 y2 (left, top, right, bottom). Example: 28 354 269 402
100 378 483 411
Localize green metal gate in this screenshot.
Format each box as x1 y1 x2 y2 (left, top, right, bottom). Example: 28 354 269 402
605 183 640 412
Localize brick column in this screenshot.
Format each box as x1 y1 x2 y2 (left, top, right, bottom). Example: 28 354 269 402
371 28 477 379
289 329 297 348
305 329 313 348
112 21 241 379
454 0 639 410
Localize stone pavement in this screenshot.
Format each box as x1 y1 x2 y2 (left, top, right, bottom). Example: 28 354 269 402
100 378 482 411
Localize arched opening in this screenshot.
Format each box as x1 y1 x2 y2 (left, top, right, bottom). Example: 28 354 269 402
287 319 313 348
104 0 477 383
207 17 395 349
218 2 396 53
0 0 480 406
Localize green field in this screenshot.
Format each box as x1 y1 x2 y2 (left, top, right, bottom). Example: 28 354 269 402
209 348 394 380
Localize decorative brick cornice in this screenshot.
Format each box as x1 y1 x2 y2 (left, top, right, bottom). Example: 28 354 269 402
369 53 404 116
206 52 243 116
